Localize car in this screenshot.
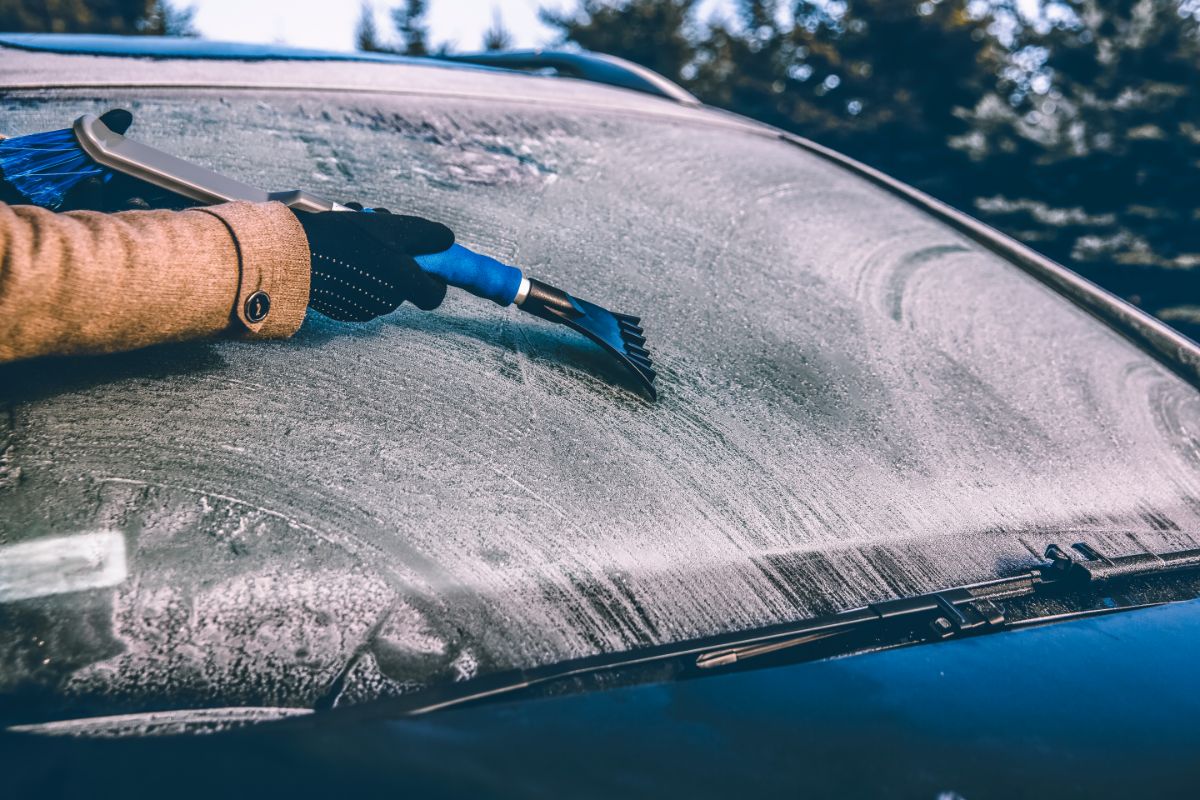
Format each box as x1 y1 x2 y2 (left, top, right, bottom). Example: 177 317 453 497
2 33 1200 798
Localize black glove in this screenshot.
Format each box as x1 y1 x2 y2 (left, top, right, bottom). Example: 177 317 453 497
292 207 453 321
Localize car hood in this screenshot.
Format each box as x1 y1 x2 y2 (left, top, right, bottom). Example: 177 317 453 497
11 599 1200 797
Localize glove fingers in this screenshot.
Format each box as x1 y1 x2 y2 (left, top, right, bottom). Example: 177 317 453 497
405 261 449 311
295 209 454 320
340 202 390 214
393 215 454 255
345 212 455 256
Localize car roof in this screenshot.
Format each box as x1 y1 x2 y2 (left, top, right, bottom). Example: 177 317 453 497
0 33 701 104
0 34 715 121
4 41 1200 724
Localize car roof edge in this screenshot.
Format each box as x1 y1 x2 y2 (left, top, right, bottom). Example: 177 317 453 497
0 34 697 104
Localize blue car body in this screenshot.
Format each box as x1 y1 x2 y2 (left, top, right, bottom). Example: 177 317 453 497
7 600 1200 797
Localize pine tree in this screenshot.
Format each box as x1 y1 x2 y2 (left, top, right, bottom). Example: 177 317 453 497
356 0 437 56
356 1 382 52
138 0 196 35
483 8 514 51
392 0 430 56
539 0 702 86
0 0 194 35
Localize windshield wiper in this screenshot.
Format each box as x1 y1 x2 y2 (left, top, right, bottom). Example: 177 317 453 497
695 631 846 669
691 541 1200 668
321 541 1200 723
1043 541 1200 581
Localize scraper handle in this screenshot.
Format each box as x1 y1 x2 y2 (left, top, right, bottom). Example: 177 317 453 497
73 114 353 212
413 244 527 307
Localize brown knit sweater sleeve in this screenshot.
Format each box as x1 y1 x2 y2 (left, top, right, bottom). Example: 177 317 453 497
0 200 310 363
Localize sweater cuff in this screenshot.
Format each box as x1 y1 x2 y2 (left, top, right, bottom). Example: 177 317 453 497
196 201 311 338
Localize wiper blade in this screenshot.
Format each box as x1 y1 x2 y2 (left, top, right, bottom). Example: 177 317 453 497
695 631 845 670
319 541 1200 723
691 576 1024 669
691 541 1200 668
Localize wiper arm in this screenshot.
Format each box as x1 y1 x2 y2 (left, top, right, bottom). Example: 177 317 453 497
692 541 1200 668
692 574 1024 670
1044 542 1200 582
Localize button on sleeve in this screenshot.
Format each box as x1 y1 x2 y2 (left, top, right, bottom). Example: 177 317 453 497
195 201 310 339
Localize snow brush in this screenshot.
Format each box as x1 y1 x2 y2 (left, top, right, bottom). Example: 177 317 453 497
0 112 656 399
0 109 135 206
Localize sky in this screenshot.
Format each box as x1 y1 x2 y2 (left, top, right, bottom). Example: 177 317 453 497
189 0 735 54
191 0 577 53
189 0 1040 56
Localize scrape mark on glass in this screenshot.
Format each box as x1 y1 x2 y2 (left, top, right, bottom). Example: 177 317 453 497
0 531 127 603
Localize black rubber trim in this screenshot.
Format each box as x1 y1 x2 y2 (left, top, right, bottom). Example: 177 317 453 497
437 50 699 105
0 36 697 105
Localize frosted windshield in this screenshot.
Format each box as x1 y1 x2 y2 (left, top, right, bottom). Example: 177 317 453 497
3 88 1200 721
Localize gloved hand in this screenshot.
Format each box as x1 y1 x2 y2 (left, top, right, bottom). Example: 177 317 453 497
291 207 453 321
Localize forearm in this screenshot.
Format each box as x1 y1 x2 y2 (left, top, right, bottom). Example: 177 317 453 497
0 201 310 363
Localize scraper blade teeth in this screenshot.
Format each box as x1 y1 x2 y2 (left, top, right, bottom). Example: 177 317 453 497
526 286 657 398
628 354 655 375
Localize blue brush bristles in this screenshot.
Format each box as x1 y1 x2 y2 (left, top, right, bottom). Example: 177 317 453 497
0 126 109 209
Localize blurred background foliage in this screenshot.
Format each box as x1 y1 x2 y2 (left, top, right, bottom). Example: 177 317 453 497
0 0 195 35
3 0 1198 336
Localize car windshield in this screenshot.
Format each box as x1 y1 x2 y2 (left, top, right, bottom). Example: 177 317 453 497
4 72 1200 722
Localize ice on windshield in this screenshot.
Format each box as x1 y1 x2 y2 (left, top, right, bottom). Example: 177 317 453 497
3 87 1200 722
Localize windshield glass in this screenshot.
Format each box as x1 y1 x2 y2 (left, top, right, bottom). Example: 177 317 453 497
4 77 1200 721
